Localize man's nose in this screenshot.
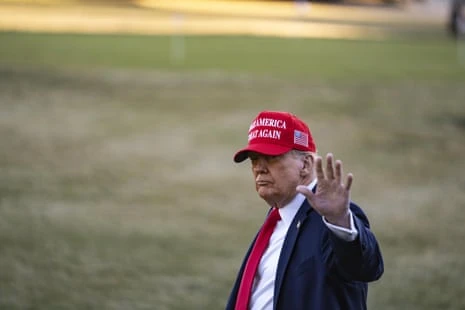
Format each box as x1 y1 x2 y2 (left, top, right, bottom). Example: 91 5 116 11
253 158 268 173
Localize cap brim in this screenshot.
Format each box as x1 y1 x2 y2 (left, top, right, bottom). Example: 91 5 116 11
233 143 292 163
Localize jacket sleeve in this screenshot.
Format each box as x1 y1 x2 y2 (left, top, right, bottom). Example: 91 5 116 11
323 202 384 282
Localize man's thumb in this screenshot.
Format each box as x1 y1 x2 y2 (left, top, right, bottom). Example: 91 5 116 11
296 185 314 200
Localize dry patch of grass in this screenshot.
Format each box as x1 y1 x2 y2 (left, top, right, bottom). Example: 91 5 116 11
0 66 464 309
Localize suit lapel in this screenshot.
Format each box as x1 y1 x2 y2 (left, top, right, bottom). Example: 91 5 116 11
273 199 313 308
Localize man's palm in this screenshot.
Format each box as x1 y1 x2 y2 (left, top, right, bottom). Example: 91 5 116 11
297 153 353 228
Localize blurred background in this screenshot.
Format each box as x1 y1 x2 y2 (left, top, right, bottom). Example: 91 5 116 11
0 0 464 309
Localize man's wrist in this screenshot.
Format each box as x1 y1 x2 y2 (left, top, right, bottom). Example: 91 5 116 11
323 210 359 242
325 211 350 229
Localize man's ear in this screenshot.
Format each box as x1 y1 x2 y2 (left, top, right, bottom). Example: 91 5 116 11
300 153 313 177
308 153 315 166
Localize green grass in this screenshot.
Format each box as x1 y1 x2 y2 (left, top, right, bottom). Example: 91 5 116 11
0 31 465 310
1 32 464 80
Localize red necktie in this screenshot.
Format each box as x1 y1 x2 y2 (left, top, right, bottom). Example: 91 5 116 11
235 208 281 310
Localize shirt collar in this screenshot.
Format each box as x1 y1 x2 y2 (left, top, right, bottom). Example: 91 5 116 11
278 179 317 226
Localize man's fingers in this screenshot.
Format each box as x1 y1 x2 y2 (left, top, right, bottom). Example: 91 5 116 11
345 173 353 191
326 153 335 180
335 159 342 184
315 156 325 180
314 153 352 191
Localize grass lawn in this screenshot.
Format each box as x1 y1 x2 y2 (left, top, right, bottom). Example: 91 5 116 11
0 31 465 310
1 32 464 80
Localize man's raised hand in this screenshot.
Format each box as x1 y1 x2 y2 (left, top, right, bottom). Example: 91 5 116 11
296 153 353 228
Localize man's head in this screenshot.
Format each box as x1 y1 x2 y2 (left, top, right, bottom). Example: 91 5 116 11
233 111 317 208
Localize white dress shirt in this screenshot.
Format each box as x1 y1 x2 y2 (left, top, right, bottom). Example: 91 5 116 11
249 180 359 310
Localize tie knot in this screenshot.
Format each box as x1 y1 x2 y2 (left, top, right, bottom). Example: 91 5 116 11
268 207 281 224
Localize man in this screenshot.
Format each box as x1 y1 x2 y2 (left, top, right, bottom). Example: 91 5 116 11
449 0 465 38
226 111 384 310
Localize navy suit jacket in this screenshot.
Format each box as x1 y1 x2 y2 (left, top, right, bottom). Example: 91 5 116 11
226 200 384 310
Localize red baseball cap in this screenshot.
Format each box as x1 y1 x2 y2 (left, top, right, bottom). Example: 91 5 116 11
233 111 316 163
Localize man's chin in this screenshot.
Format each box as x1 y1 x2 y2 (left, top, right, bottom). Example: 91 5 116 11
257 189 277 205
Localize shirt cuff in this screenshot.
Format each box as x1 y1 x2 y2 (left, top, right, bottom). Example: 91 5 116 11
322 210 359 242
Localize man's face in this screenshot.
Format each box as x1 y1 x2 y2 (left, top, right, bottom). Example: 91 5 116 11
249 151 308 208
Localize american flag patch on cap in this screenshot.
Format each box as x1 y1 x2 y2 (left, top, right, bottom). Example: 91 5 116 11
294 130 308 147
